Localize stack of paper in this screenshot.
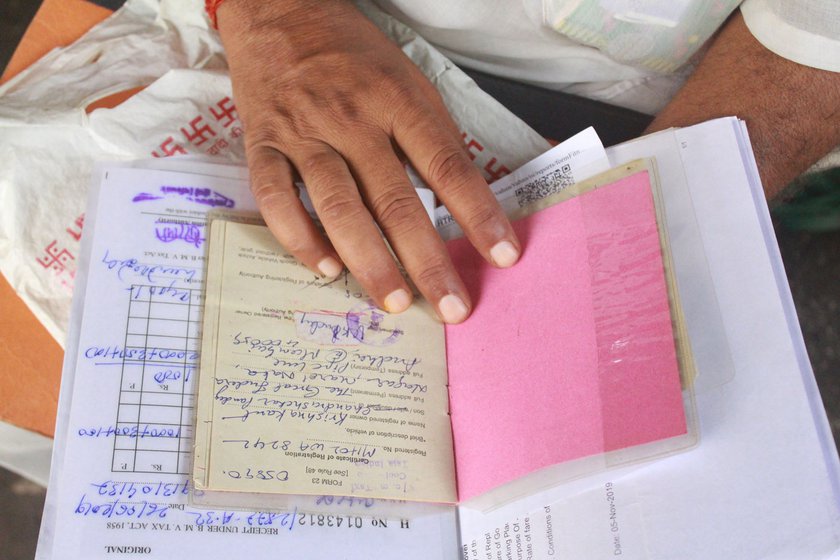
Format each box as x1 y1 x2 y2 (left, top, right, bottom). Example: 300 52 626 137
36 119 840 559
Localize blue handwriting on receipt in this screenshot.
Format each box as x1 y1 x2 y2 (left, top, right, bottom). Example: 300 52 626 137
84 345 199 362
75 495 169 520
78 425 181 439
101 250 197 284
90 480 190 500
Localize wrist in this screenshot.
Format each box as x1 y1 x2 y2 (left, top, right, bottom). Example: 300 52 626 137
215 0 338 32
215 0 363 61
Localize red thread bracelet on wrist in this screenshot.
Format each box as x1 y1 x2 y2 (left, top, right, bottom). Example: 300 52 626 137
205 0 228 29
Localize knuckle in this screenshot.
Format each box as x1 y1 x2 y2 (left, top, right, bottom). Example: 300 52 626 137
244 120 284 148
389 94 427 129
336 99 361 122
384 84 430 128
322 91 363 123
246 154 296 206
298 149 338 179
276 231 312 257
250 179 296 208
246 158 297 210
245 132 274 156
381 72 418 106
243 109 308 147
352 261 397 289
427 147 477 193
315 188 366 229
414 256 453 290
462 204 500 233
369 190 424 233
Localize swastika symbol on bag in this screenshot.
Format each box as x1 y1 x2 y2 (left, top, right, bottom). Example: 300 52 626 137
210 97 238 128
152 136 187 158
180 116 217 146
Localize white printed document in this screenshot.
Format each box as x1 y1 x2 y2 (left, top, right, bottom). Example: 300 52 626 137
36 120 840 559
35 161 458 560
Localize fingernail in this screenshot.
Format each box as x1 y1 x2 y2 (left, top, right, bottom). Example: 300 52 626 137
384 289 412 314
490 240 519 268
317 256 343 278
438 294 469 324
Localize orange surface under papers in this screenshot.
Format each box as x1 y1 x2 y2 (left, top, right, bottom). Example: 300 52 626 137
0 0 114 435
445 169 687 501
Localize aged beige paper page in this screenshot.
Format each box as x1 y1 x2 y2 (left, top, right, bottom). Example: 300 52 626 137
193 220 457 503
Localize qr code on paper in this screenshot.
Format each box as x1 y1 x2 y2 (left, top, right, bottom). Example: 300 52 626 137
514 164 573 207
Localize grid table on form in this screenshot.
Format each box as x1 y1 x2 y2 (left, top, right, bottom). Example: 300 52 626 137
112 284 202 475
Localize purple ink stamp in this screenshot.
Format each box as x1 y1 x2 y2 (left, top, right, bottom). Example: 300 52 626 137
345 300 403 347
133 186 235 208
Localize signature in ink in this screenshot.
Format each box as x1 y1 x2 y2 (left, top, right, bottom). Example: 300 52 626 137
155 223 205 248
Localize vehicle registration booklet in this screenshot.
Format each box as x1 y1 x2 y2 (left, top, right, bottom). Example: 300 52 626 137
193 160 693 504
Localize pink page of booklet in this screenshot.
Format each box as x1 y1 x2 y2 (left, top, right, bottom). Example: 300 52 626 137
445 170 687 501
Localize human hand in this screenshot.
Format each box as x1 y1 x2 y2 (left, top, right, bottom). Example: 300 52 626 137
217 0 521 323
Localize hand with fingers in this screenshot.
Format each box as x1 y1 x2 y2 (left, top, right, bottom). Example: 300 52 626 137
217 0 521 323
